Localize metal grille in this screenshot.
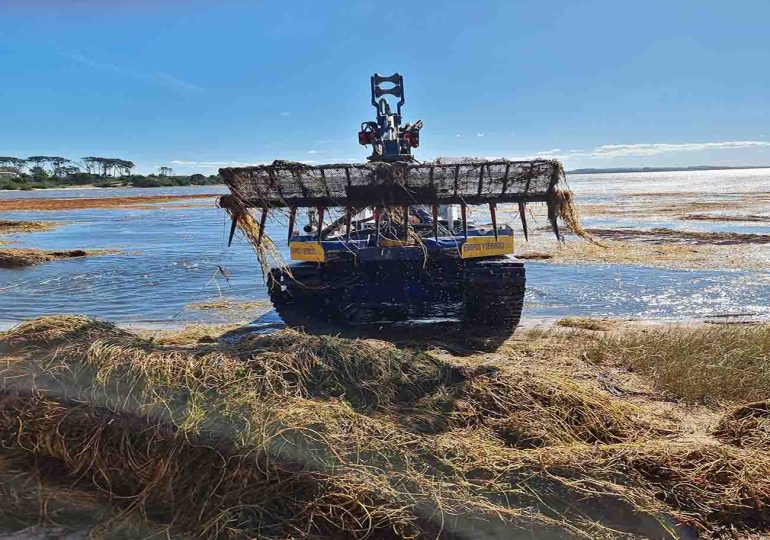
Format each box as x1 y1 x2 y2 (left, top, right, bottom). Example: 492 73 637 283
219 158 564 209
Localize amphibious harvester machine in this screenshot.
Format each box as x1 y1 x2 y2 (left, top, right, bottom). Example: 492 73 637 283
218 74 571 331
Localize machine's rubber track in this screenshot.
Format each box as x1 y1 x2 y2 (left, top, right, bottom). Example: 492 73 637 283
268 257 526 332
268 264 334 330
462 257 526 329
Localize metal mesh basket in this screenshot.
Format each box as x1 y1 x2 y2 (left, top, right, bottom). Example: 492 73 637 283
219 158 564 209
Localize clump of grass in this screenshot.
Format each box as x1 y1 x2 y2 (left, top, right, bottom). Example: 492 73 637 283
186 297 272 312
0 314 121 351
3 316 770 538
713 401 770 450
498 440 770 536
235 329 462 410
586 324 770 403
0 453 169 537
413 366 658 447
141 323 240 345
557 317 615 331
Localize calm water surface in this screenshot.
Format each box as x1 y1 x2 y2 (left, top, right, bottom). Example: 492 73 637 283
1 169 769 326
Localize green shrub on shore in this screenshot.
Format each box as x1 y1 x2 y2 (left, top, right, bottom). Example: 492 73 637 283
0 173 222 190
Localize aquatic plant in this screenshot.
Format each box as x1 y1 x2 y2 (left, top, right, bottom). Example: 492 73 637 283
587 323 770 403
1 316 770 538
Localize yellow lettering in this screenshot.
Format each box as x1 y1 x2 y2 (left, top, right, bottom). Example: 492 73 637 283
290 242 326 262
460 235 514 259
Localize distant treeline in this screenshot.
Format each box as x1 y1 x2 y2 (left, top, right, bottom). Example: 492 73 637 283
0 155 222 190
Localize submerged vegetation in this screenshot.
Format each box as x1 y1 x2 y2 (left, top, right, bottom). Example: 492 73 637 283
0 220 59 234
0 315 769 538
0 248 88 268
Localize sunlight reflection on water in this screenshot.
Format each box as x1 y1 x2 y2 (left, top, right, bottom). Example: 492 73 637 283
1 171 769 326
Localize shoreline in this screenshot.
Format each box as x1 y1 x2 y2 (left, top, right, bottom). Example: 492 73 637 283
0 183 225 193
1 313 765 333
0 192 219 211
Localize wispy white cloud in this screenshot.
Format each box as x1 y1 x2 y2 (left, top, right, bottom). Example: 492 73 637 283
519 140 770 161
476 132 485 137
169 160 256 169
279 111 290 116
582 141 770 158
152 72 199 92
166 140 770 172
455 134 462 138
60 49 200 92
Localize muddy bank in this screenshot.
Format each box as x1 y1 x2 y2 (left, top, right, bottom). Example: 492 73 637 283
586 227 770 245
0 193 217 212
0 316 769 538
0 220 59 234
684 212 770 223
0 248 89 268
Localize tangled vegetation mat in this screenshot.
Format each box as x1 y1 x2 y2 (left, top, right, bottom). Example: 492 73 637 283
1 316 769 539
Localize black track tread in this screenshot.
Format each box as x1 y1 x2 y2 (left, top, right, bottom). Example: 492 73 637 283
268 257 526 330
462 257 526 329
268 265 332 329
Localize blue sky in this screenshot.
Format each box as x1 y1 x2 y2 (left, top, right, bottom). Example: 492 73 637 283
1 0 769 174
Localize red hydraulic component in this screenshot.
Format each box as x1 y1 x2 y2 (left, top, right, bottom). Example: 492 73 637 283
358 123 377 146
403 131 419 148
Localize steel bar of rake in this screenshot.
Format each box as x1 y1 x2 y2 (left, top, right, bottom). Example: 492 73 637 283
218 193 288 279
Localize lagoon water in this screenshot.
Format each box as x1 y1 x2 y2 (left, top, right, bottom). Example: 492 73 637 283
1 169 769 327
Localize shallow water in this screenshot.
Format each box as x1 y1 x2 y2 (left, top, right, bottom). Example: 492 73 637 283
1 170 769 327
